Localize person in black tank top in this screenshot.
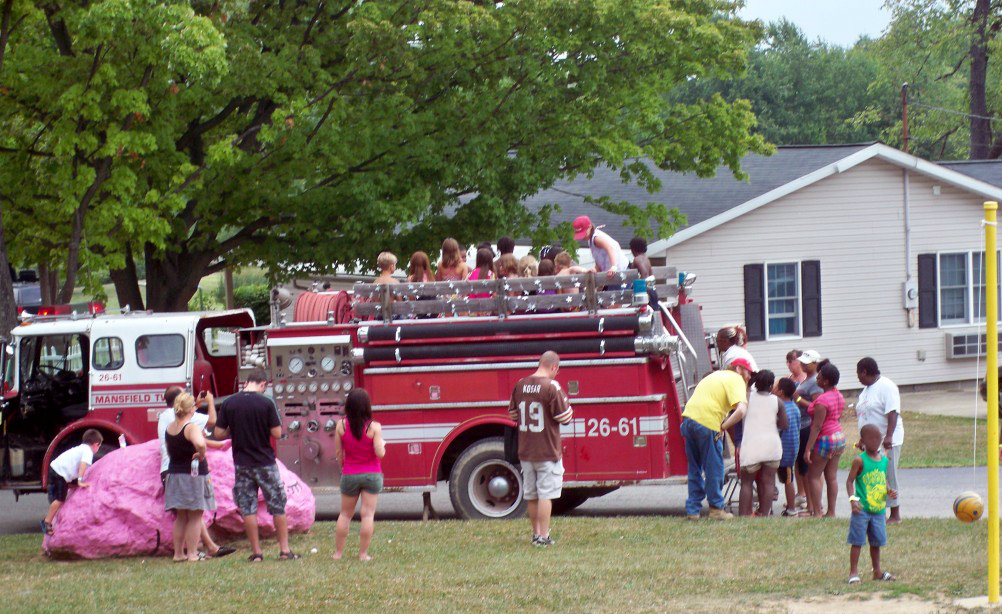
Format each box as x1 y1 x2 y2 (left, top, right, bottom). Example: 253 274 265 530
163 393 216 562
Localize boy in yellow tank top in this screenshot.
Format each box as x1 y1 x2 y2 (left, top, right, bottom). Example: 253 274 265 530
845 424 897 585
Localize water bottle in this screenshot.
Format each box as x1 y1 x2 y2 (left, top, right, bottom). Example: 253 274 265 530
190 458 199 477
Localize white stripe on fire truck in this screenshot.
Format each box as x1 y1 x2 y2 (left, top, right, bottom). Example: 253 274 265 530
363 357 648 375
371 394 666 412
377 416 668 445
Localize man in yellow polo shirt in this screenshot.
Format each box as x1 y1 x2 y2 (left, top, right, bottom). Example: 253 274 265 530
681 357 753 520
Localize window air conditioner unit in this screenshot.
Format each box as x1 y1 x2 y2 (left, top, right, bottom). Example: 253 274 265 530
945 331 1002 359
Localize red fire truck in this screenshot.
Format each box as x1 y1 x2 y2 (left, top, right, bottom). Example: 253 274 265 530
244 268 711 518
1 269 712 518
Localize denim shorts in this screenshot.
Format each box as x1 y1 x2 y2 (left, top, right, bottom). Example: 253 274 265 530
847 510 887 547
339 472 383 496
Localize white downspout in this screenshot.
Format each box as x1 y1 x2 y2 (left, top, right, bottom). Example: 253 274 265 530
903 169 918 328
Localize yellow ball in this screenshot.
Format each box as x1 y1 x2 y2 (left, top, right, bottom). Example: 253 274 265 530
954 491 984 523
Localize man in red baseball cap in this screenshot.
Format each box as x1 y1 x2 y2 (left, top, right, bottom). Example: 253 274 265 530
572 215 623 274
679 358 754 520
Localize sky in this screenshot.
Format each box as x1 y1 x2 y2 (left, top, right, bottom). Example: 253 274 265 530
738 0 892 47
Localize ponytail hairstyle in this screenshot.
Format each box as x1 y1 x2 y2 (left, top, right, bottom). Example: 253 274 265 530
718 325 748 348
173 392 196 418
344 388 373 440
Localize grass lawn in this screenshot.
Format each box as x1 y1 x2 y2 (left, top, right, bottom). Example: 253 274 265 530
836 411 986 470
0 517 989 613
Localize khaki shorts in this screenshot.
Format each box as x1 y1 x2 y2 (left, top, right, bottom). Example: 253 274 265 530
521 459 564 500
741 460 780 474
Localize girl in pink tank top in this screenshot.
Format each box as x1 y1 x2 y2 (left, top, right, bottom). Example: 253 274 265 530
334 389 386 561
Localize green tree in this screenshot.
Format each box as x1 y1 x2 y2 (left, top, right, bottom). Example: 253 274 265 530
866 0 1002 160
673 19 886 146
2 1 769 311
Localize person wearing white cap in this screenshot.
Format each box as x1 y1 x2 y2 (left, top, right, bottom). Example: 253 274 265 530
572 215 623 273
792 349 823 513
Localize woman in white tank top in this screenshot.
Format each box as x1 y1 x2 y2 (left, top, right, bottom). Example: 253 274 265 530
739 370 788 516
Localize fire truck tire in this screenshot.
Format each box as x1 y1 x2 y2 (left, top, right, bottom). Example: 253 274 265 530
449 437 527 520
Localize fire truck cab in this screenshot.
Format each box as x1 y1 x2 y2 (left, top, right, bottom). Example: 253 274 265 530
0 309 254 494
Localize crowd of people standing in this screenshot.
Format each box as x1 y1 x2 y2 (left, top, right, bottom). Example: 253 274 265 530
682 328 904 523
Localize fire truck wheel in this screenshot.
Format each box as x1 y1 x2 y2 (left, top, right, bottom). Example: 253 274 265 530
449 437 527 520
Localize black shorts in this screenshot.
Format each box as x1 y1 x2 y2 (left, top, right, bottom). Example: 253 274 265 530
796 427 811 476
47 469 68 504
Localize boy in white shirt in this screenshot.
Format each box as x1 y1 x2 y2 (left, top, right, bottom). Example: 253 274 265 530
42 429 103 535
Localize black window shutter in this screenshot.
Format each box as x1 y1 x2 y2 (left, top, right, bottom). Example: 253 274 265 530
917 253 937 328
801 260 822 338
743 264 765 341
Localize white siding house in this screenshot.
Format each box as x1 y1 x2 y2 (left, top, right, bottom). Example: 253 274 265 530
652 146 1002 387
522 143 1002 388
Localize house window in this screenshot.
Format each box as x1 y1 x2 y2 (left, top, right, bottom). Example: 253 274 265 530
934 251 999 326
766 263 800 337
743 260 821 342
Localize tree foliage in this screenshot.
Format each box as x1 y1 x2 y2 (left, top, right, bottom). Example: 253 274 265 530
0 0 768 311
672 19 885 146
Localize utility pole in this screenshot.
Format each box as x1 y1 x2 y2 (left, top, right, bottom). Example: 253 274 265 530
901 83 909 154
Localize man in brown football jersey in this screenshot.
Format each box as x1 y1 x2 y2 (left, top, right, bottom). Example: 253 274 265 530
508 351 574 547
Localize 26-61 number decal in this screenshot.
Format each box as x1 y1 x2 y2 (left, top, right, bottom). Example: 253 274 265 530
585 417 638 437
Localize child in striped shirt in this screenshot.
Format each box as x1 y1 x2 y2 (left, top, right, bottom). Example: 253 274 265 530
775 378 801 516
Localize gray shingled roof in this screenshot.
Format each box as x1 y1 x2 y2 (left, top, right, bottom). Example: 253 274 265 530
521 144 874 245
940 160 1002 188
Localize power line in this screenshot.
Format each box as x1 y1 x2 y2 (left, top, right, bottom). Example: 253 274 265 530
911 101 1002 124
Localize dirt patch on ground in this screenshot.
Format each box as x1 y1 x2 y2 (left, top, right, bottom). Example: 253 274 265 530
765 593 946 614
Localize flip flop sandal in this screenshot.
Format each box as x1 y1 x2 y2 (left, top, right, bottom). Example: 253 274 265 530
213 546 236 558
197 551 210 560
278 551 302 561
848 576 861 585
876 571 896 581
248 553 264 562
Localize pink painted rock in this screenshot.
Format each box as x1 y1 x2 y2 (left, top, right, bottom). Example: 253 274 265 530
43 440 315 559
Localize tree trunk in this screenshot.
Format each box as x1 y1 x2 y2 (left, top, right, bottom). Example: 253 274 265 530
37 261 57 305
969 0 992 159
108 248 145 311
0 206 17 340
144 246 210 312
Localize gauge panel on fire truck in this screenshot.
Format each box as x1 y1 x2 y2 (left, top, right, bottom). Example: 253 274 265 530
266 334 354 415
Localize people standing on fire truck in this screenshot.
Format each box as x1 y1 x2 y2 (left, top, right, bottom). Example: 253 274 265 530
436 238 469 281
680 357 754 520
716 325 758 372
495 236 516 275
164 393 217 562
508 351 574 547
406 251 435 283
158 386 234 559
572 215 623 274
374 252 400 285
467 248 495 299
334 388 386 561
214 370 301 561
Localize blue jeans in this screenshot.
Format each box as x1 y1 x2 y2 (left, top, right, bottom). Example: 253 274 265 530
681 418 725 515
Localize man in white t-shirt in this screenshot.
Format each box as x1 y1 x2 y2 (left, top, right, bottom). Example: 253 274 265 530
856 357 904 523
42 429 103 535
